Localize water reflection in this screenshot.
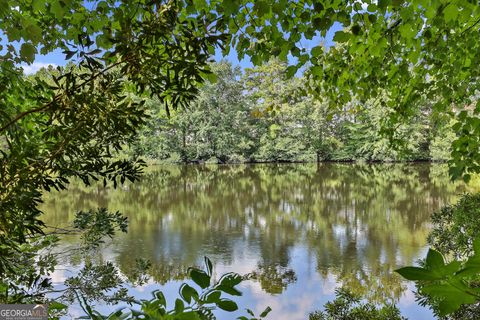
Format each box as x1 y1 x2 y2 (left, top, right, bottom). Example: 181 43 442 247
42 163 467 319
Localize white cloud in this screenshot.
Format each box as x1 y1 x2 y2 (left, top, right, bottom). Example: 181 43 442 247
21 62 58 75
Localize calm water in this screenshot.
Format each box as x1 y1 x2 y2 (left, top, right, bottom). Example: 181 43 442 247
42 163 469 319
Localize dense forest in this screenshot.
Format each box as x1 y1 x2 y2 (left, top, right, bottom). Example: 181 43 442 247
128 60 455 163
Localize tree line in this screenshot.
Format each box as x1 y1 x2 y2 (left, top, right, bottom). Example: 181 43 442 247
128 60 455 164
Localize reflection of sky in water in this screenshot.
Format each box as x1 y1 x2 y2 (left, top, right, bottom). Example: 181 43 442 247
51 246 435 320
42 163 469 319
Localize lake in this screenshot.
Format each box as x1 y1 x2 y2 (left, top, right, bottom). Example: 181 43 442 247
41 163 469 319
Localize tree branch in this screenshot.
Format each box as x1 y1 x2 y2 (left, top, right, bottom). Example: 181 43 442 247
461 17 480 36
0 59 127 134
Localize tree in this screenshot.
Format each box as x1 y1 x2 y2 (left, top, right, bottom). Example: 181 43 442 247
129 60 448 164
0 0 224 303
178 61 252 162
130 61 252 162
195 0 480 180
20 0 472 175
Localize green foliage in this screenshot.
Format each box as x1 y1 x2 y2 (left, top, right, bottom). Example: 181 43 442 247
428 193 480 259
308 288 406 320
396 241 480 317
129 61 252 163
76 257 269 320
74 208 128 250
64 261 132 305
237 307 272 320
130 61 448 164
418 193 480 319
1 0 225 306
0 208 136 305
396 194 480 318
449 112 480 182
200 0 480 179
430 119 457 162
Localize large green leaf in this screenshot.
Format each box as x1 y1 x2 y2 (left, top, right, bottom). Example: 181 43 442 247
189 268 210 289
395 266 444 281
217 299 238 312
20 43 36 63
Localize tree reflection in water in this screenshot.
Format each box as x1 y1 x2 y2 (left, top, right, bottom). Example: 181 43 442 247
42 163 469 306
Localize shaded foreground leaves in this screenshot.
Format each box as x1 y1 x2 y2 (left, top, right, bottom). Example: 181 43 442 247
76 257 271 320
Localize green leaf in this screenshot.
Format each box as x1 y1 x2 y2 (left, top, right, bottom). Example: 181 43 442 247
395 266 444 280
425 249 445 269
216 285 242 296
351 25 361 35
458 247 480 276
285 65 297 78
259 306 272 318
254 0 270 17
96 34 112 50
422 283 465 297
175 298 185 313
180 283 198 304
26 24 42 43
378 0 388 9
32 0 44 12
20 43 37 63
473 238 480 254
193 0 207 11
154 290 167 307
204 72 217 83
456 265 480 277
217 299 238 312
205 290 221 303
0 0 9 16
175 311 202 320
221 0 240 16
311 65 322 76
311 46 322 57
444 5 459 23
218 273 242 287
399 23 417 39
423 282 477 316
49 301 68 311
50 2 66 19
441 261 462 275
333 31 350 43
204 257 213 276
189 268 210 289
63 50 77 60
